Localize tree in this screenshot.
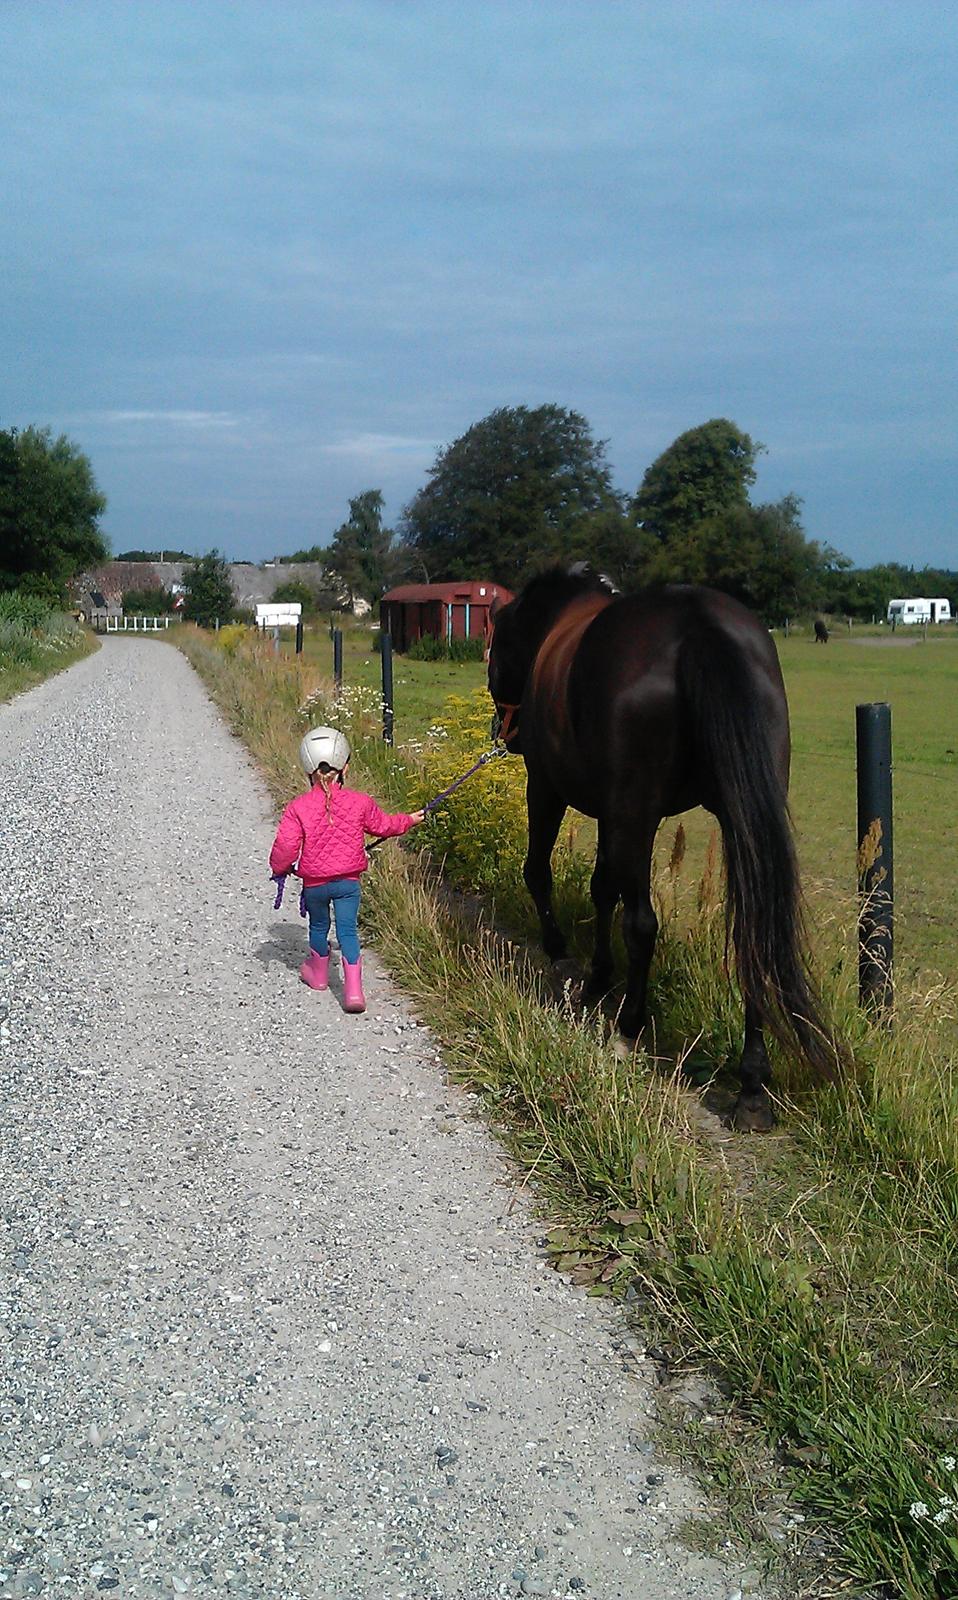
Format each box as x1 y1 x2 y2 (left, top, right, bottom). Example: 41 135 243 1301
182 550 234 626
400 405 628 586
277 543 328 564
633 419 760 543
326 490 393 607
114 548 193 561
0 425 108 597
271 579 321 617
643 494 848 620
820 562 958 621
629 419 852 620
122 586 177 614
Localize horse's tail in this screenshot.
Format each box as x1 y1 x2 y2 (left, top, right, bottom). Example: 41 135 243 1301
678 618 836 1078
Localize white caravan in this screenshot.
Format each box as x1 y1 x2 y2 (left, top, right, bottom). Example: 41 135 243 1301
886 597 952 625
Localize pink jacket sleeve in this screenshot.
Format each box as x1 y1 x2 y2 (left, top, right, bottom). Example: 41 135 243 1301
362 795 415 840
269 800 305 875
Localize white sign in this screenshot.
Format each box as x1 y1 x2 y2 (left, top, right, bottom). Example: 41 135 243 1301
256 602 302 628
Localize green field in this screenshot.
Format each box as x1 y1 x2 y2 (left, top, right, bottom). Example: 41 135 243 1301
291 620 958 986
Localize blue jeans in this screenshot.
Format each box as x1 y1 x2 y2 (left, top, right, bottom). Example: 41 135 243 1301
303 878 362 964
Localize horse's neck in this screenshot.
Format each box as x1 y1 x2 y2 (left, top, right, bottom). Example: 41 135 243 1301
531 592 612 696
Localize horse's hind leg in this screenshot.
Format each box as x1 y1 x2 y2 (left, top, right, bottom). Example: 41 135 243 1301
612 824 658 1042
585 823 618 999
523 775 568 960
733 1000 775 1132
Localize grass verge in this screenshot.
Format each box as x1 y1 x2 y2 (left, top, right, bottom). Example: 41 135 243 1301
178 623 958 1600
0 606 97 703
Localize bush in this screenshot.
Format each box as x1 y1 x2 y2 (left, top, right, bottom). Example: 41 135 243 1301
122 586 177 614
182 550 235 627
0 591 86 676
271 579 320 616
0 591 50 629
214 623 250 657
406 634 486 662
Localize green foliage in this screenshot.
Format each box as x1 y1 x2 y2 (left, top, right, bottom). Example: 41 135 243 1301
643 494 850 621
182 550 235 627
634 418 760 542
0 590 51 629
270 578 319 616
400 404 634 587
631 421 850 621
406 633 485 662
327 489 393 607
114 548 193 561
277 543 329 564
821 562 958 620
0 424 108 598
122 586 177 614
212 622 249 657
0 590 90 697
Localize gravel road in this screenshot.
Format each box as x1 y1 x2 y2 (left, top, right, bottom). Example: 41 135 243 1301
1 640 766 1600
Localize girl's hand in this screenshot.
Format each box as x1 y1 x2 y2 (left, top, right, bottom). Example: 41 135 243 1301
409 809 426 825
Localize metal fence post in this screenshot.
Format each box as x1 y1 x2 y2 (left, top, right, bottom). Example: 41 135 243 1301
295 618 304 655
856 702 893 1013
333 629 343 695
381 630 394 746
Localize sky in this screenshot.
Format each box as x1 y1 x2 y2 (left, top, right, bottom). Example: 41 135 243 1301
2 1 956 568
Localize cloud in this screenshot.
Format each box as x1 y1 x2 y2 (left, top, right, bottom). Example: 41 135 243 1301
100 409 241 429
321 432 438 460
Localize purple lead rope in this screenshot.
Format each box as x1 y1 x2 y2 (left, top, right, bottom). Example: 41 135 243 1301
421 747 505 812
271 874 307 916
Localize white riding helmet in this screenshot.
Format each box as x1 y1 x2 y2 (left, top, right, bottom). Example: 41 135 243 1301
299 726 351 776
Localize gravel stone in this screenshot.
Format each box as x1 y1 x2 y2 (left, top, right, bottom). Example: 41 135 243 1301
0 641 772 1599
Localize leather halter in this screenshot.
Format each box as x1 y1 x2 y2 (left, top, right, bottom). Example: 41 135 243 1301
493 700 521 747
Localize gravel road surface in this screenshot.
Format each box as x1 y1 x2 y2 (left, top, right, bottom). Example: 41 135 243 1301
1 640 765 1600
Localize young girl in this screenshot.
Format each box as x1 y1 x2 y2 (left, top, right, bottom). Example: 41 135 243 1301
269 726 425 1013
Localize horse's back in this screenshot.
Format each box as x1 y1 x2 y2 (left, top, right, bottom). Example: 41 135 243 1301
567 586 787 815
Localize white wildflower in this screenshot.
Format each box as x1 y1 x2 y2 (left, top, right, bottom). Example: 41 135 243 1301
910 1502 930 1520
939 1456 957 1473
934 1507 952 1525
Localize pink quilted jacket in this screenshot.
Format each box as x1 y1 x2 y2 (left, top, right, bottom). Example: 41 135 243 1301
269 784 416 886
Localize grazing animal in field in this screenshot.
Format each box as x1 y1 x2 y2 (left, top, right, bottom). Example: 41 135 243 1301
814 619 829 643
487 566 833 1132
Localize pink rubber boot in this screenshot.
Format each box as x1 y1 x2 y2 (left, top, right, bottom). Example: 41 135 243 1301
342 957 366 1013
300 950 330 990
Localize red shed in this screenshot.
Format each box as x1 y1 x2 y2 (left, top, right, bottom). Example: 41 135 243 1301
380 581 512 653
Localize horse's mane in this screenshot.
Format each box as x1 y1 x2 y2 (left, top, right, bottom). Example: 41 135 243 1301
517 563 616 618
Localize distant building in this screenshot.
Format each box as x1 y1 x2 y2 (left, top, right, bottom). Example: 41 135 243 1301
379 581 512 653
76 558 344 614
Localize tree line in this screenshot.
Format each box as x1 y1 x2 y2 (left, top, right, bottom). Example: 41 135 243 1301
284 408 956 623
3 413 954 626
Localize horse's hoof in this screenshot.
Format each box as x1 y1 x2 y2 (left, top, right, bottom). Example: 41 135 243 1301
583 972 614 1003
551 957 582 984
613 1034 643 1061
731 1094 776 1133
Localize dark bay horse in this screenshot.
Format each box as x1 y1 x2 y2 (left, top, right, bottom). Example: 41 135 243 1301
487 566 834 1131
